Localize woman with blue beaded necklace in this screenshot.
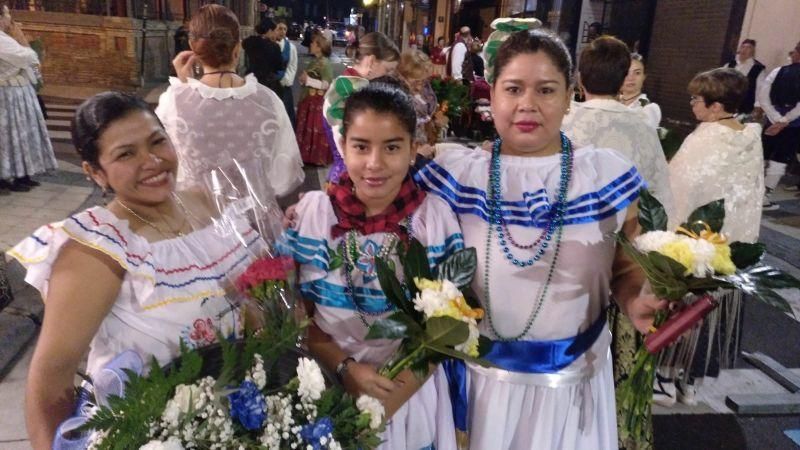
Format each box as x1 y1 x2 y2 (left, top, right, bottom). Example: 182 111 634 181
414 21 666 449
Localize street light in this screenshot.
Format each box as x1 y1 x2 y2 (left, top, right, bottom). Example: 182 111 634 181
363 0 375 6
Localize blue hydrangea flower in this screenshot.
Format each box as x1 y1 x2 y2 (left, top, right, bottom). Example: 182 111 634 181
228 380 267 430
300 416 334 450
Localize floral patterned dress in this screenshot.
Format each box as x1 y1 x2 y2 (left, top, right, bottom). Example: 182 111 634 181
6 206 256 378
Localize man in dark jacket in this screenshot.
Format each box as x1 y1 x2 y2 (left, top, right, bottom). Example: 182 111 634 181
241 18 285 95
724 39 766 117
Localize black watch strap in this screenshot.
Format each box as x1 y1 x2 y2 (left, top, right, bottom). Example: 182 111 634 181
335 356 356 382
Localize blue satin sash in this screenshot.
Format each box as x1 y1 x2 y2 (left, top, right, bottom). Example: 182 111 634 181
444 309 607 432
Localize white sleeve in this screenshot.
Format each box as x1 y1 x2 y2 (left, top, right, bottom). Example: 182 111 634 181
0 33 39 69
281 42 298 86
753 69 767 108
451 43 466 80
758 68 782 123
642 103 662 129
411 196 465 268
267 90 304 196
305 76 329 90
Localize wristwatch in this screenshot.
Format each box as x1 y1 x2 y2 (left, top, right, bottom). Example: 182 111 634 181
335 356 356 382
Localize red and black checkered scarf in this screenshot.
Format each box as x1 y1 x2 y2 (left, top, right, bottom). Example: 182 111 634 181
328 174 425 241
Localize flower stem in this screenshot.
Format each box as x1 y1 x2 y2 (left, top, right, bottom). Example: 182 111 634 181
381 347 423 380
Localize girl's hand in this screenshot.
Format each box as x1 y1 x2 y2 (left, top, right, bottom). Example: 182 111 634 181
343 362 397 401
172 50 198 83
624 294 668 334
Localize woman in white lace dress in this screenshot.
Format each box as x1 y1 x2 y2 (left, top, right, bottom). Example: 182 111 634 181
0 9 56 194
9 92 255 449
155 5 303 197
666 67 763 404
619 53 662 130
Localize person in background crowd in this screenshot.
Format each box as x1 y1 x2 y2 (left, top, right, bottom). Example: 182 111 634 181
759 40 800 203
301 21 315 54
666 68 763 409
586 21 602 42
156 4 303 197
397 50 438 164
723 39 766 121
296 33 333 166
0 6 56 195
561 35 673 450
321 23 335 44
174 16 190 56
242 18 285 95
469 40 485 79
323 32 400 184
431 36 447 77
619 53 662 129
447 26 471 82
275 19 299 129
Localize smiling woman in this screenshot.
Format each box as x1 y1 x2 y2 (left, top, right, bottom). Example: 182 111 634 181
6 92 260 449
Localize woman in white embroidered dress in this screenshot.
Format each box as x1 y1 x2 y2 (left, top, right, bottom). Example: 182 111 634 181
413 25 666 449
9 93 255 449
0 8 57 193
619 53 662 130
562 36 673 216
285 82 460 450
155 4 303 197
665 68 763 402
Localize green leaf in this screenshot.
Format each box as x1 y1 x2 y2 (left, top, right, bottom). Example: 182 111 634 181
424 316 470 347
477 335 493 357
729 242 766 268
683 199 725 233
638 189 668 232
645 252 690 300
365 317 409 340
403 239 432 301
735 265 800 290
334 77 355 97
435 248 478 289
425 343 494 368
461 286 482 309
375 257 412 314
749 288 794 315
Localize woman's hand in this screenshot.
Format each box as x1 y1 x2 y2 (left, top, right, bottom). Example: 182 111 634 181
623 294 669 334
298 71 308 85
343 362 397 402
172 50 198 83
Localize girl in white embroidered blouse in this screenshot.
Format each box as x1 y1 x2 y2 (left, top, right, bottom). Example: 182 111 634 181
9 93 255 449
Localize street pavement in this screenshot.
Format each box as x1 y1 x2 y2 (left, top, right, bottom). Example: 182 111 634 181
1 44 800 449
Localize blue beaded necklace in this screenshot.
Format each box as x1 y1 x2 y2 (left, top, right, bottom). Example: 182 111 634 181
483 133 574 341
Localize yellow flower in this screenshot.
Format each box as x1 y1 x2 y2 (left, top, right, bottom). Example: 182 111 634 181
659 240 695 275
414 277 442 292
450 296 484 320
711 244 737 275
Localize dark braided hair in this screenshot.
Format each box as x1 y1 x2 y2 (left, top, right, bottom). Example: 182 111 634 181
342 81 417 138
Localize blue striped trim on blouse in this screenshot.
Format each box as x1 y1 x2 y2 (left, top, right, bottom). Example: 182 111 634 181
300 279 394 313
414 161 644 227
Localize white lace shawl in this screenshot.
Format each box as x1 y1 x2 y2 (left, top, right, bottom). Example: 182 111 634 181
668 122 764 242
563 98 674 217
155 74 304 196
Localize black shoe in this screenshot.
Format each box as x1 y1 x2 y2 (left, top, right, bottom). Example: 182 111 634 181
17 176 40 187
10 179 31 192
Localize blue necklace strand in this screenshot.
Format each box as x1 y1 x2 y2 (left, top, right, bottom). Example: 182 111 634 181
483 133 574 341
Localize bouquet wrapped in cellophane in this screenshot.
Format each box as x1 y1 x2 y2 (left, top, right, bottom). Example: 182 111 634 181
55 159 384 450
617 189 800 442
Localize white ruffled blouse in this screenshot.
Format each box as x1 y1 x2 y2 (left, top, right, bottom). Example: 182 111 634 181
669 122 764 242
7 207 257 377
155 74 304 196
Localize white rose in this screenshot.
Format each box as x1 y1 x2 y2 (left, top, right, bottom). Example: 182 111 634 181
139 437 185 450
633 230 679 253
162 384 201 425
440 279 462 301
413 288 448 318
681 236 717 277
296 358 326 402
356 395 385 430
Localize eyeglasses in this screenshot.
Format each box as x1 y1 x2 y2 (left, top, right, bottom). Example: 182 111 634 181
689 95 703 104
